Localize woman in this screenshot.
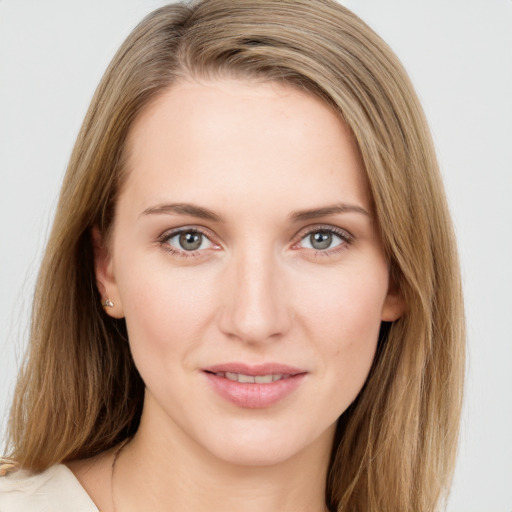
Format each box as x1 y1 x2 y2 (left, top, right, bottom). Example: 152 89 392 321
0 1 465 511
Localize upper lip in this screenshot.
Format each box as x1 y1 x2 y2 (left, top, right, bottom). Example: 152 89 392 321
203 362 306 376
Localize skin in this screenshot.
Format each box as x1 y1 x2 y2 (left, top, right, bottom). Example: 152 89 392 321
69 78 403 512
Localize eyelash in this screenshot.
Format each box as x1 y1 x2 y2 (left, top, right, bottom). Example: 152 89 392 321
157 225 354 259
293 225 354 257
157 226 216 258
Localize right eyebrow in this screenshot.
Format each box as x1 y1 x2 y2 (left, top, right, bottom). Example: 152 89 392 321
288 203 370 223
139 202 223 222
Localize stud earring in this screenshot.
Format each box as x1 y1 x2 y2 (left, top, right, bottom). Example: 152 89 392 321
102 298 115 308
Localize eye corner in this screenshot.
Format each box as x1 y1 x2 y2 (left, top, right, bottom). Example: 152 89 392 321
291 224 354 256
157 226 221 258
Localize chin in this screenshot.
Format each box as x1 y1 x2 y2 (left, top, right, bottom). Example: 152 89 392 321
200 420 335 468
219 443 295 467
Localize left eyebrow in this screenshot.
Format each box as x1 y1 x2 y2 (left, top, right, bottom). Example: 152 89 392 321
288 203 370 223
139 203 223 222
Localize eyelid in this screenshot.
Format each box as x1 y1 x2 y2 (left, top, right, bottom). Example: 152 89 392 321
157 225 221 256
294 224 354 243
156 223 354 258
291 224 354 254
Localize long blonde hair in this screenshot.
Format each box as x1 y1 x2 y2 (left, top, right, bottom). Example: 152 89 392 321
3 1 465 510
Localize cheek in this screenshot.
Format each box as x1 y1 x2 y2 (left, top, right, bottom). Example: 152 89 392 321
115 257 217 363
296 262 389 377
300 263 388 332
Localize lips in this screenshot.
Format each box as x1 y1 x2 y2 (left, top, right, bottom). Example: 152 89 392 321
215 372 288 383
202 363 307 409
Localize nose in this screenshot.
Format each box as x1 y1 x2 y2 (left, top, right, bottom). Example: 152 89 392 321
218 247 291 345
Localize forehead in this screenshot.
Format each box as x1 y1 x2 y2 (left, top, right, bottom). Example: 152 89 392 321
120 78 370 218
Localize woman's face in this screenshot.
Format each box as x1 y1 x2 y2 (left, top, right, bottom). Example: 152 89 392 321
97 78 403 466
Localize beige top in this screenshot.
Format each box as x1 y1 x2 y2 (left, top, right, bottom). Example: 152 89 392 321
0 464 98 512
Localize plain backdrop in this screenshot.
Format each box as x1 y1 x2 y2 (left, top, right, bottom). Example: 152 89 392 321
1 1 511 510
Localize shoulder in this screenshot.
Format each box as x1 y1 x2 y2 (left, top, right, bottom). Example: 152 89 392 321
0 464 98 512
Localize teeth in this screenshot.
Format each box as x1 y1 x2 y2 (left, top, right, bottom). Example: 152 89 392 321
238 374 255 383
222 372 284 383
255 375 273 384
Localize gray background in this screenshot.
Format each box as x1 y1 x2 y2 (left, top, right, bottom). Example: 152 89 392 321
1 1 511 510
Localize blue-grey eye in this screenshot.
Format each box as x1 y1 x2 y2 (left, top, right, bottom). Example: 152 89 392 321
179 232 203 250
300 230 343 250
166 230 213 251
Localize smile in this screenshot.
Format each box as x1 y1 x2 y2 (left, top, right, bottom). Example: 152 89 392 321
203 363 307 408
213 372 288 383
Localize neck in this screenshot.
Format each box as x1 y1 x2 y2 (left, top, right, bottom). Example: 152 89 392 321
114 401 333 512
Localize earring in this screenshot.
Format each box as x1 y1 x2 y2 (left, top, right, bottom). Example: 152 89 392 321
102 298 115 308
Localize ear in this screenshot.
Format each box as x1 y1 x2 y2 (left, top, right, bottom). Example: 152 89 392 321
92 227 124 319
381 274 405 322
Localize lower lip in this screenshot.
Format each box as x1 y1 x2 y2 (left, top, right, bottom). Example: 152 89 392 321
204 372 306 409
